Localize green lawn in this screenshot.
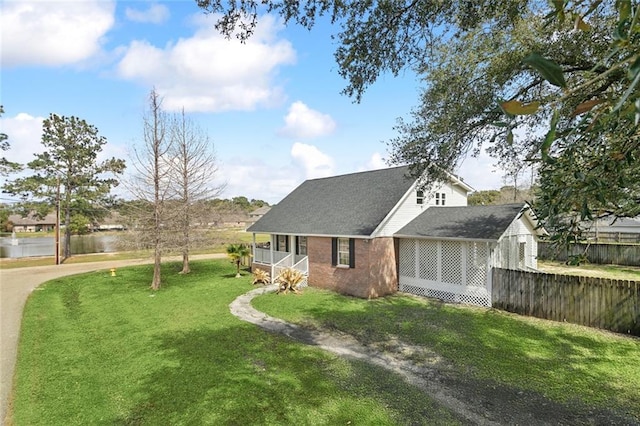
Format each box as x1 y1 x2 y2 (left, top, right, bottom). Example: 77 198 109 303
538 260 640 281
254 288 640 419
11 260 460 425
12 259 640 424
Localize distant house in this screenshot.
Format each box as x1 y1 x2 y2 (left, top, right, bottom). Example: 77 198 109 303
249 206 271 222
247 165 544 306
8 213 57 232
587 217 640 243
94 212 127 231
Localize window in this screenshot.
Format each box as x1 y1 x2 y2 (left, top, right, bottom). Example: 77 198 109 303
518 242 526 268
435 193 446 206
416 190 424 205
276 235 288 252
332 237 355 268
296 236 307 255
337 238 350 266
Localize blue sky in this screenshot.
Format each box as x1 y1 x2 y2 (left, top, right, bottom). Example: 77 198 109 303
1 0 507 204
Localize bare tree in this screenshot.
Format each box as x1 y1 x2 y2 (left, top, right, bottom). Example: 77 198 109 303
126 89 173 290
167 110 226 274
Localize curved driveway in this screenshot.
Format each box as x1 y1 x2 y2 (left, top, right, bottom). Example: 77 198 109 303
0 254 223 425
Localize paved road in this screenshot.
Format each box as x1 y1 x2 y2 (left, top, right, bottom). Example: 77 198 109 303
0 254 224 426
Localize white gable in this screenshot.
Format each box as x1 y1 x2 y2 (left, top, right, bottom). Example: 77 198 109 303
373 180 469 237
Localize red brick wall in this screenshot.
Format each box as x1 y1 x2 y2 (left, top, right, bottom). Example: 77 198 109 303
307 236 398 298
367 237 399 298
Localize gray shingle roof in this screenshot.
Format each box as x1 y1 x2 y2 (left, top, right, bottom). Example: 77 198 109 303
247 166 416 236
395 204 526 241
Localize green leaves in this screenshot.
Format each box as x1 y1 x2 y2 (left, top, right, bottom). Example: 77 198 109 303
523 53 566 88
541 110 559 162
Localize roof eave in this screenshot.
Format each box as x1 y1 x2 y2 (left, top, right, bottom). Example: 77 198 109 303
393 233 498 243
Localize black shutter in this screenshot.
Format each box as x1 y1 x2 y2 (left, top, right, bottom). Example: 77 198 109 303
349 238 355 268
331 237 337 266
295 236 299 255
285 236 290 253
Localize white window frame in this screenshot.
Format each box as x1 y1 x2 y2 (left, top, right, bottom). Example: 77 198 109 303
416 190 424 205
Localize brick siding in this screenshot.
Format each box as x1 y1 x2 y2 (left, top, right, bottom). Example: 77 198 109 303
307 236 398 298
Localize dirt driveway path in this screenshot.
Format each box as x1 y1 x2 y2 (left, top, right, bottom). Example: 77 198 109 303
230 286 639 426
0 254 223 425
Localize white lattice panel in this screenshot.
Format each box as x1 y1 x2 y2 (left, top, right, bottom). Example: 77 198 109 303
441 241 462 285
399 276 490 307
399 239 416 278
418 240 438 281
466 242 488 288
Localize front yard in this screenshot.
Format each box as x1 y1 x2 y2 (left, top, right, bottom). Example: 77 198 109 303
10 259 640 424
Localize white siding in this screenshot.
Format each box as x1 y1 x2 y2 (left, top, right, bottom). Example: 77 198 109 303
493 217 538 270
375 182 469 237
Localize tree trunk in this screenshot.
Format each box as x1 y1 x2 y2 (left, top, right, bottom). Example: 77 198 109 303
179 212 190 274
62 204 72 263
151 248 161 290
180 251 190 274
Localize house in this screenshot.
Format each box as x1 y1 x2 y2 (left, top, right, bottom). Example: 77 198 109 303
395 204 544 306
249 206 271 222
587 217 640 243
94 212 127 231
247 165 473 298
247 165 542 305
8 213 57 232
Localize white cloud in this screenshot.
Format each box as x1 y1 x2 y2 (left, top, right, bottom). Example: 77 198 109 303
125 3 169 24
457 150 504 191
362 152 388 171
220 159 302 204
0 113 44 166
278 101 336 139
0 1 115 67
116 14 296 112
290 142 335 179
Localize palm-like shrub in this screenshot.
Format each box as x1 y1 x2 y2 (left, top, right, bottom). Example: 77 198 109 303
252 269 271 285
226 243 250 278
275 268 305 294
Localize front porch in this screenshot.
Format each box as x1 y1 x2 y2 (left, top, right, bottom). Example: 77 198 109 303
251 234 309 285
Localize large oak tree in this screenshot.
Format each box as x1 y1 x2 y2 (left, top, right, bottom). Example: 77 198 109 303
197 0 640 246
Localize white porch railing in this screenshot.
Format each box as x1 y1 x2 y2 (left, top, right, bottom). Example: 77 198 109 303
253 248 289 265
272 253 309 288
292 256 309 287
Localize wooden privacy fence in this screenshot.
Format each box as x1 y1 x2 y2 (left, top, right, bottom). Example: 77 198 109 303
492 268 640 336
538 242 640 267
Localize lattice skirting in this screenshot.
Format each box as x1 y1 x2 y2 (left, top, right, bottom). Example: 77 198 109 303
399 276 490 307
